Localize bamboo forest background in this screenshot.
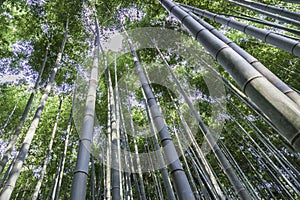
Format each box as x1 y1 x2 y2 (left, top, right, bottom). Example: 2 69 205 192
0 0 300 199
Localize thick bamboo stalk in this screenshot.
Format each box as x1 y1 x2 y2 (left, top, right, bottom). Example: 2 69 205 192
144 99 176 200
160 0 300 152
232 0 300 22
223 12 300 36
229 0 300 27
282 0 300 3
70 12 100 199
155 45 250 199
123 27 195 200
180 3 300 57
183 8 300 106
138 73 176 199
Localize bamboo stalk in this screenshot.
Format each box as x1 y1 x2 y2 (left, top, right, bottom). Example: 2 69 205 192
70 11 100 198
123 26 195 200
232 0 300 22
159 0 300 151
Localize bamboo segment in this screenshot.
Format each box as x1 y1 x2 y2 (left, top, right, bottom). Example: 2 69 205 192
107 62 121 200
159 0 300 151
182 8 300 106
155 46 250 199
32 97 63 200
229 0 300 27
232 0 300 22
0 19 69 200
54 78 77 199
0 42 49 175
70 12 100 199
180 3 300 57
143 99 176 200
223 13 300 36
123 26 195 200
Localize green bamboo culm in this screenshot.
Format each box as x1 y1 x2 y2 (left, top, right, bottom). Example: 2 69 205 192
0 41 49 175
0 18 69 200
181 7 300 106
180 3 300 57
123 26 195 200
228 0 300 27
159 0 300 152
70 11 100 199
107 60 121 200
231 0 300 22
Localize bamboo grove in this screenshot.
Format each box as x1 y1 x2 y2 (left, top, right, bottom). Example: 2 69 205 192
0 0 300 199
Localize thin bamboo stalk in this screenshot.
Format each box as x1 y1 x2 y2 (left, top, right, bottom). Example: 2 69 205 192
168 93 224 199
114 54 123 200
127 98 147 200
228 100 300 183
32 97 63 200
0 19 68 199
0 41 49 175
54 81 76 199
118 87 135 200
0 101 17 135
172 122 201 199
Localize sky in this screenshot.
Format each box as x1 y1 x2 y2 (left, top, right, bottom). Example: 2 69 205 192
0 40 37 86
